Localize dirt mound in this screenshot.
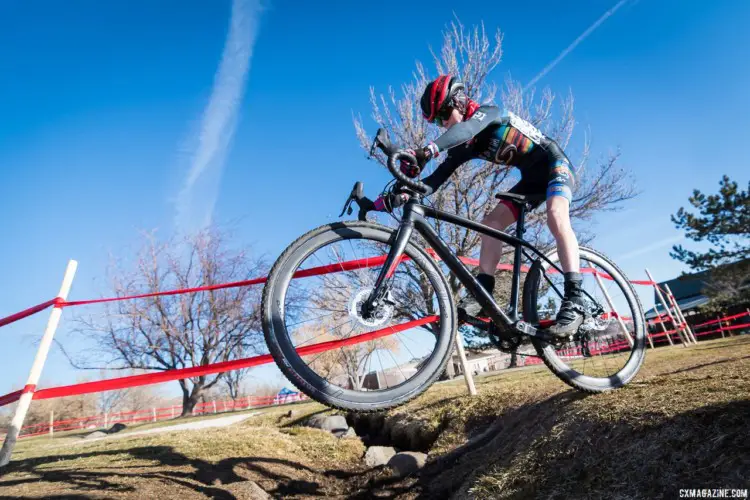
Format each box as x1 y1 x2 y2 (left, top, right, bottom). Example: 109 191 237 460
1 337 747 499
348 337 750 498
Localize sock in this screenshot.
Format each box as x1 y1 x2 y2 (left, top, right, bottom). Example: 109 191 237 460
563 272 584 305
477 273 496 294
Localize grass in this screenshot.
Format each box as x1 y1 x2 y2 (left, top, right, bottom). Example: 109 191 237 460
1 336 748 499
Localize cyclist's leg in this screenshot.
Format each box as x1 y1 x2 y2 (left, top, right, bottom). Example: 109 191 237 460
545 163 579 273
459 180 527 318
543 140 585 335
478 198 518 276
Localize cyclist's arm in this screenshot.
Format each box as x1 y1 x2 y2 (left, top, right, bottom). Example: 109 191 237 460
430 106 501 153
421 148 471 195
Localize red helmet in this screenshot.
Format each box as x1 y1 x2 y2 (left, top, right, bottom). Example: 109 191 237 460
420 75 465 123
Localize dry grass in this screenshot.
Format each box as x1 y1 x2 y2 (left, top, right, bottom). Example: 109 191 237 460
2 403 365 499
0 336 748 499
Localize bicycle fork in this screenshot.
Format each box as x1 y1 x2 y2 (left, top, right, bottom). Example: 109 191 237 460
361 218 414 319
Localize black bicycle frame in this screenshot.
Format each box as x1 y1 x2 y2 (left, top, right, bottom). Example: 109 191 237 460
369 197 565 342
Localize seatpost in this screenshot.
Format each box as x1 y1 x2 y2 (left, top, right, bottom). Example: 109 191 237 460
508 203 527 319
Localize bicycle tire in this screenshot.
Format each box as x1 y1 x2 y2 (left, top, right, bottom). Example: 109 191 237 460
522 246 647 393
261 220 457 412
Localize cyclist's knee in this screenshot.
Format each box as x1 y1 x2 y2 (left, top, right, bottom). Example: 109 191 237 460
483 199 518 228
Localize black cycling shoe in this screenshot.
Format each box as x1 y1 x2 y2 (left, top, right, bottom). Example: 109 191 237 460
457 295 484 319
457 273 495 320
545 299 585 338
544 271 586 338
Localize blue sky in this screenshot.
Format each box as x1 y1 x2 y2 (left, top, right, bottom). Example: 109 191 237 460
1 0 748 398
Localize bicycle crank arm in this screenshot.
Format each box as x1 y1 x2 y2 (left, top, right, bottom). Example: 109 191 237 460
513 321 565 344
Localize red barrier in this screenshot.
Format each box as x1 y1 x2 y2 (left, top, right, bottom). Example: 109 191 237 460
0 298 60 329
0 243 699 419
0 256 394 329
0 252 655 331
692 311 749 329
694 322 750 337
0 315 437 407
16 391 309 438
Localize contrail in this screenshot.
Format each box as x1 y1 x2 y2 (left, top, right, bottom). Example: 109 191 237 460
175 0 262 233
524 0 629 91
616 235 684 262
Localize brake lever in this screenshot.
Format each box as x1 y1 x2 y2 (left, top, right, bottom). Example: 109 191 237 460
339 197 354 218
370 128 396 158
340 181 369 219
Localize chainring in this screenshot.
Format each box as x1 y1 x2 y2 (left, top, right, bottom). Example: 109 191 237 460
487 323 523 353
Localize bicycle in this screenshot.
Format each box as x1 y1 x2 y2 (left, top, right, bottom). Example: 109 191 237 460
261 129 646 412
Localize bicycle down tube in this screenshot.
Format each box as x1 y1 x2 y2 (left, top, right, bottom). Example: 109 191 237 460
367 198 562 341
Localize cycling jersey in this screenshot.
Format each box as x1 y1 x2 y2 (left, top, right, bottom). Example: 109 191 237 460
421 105 576 212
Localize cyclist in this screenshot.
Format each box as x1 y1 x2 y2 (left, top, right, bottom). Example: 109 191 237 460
374 74 584 337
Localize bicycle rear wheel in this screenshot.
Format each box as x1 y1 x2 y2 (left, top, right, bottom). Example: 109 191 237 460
261 221 456 412
522 246 647 393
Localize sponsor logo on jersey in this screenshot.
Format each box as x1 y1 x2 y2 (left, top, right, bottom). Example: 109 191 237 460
507 111 544 143
552 166 571 179
547 184 572 201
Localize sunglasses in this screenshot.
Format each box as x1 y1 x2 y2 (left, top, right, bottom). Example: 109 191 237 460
432 107 454 127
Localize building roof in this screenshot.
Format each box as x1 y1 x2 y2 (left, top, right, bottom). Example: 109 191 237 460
645 294 710 319
644 259 749 319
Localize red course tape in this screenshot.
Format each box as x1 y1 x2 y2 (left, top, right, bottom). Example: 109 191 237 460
0 316 438 407
0 247 697 409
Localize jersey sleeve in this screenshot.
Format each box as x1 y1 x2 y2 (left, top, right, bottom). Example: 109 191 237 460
421 146 473 195
432 106 501 153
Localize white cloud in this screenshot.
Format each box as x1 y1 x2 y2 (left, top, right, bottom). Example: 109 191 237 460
175 0 263 233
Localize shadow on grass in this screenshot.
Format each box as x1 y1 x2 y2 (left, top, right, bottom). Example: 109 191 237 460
1 437 386 499
661 354 750 376
3 345 748 500
3 396 748 499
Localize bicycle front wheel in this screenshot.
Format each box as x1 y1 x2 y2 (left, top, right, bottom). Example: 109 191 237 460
261 221 456 412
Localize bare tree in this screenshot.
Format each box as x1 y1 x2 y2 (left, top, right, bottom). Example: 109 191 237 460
69 226 267 416
222 348 255 401
354 16 638 350
97 380 162 417
24 393 98 429
97 387 125 417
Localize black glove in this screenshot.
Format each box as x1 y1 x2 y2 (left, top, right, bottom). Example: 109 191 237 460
398 148 429 178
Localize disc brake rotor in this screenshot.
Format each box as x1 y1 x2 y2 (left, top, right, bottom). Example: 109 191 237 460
349 287 395 328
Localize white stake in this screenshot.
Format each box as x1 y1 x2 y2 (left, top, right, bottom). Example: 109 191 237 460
593 273 634 347
0 260 77 467
453 332 477 396
645 269 683 346
664 284 697 344
663 287 691 345
49 410 54 439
